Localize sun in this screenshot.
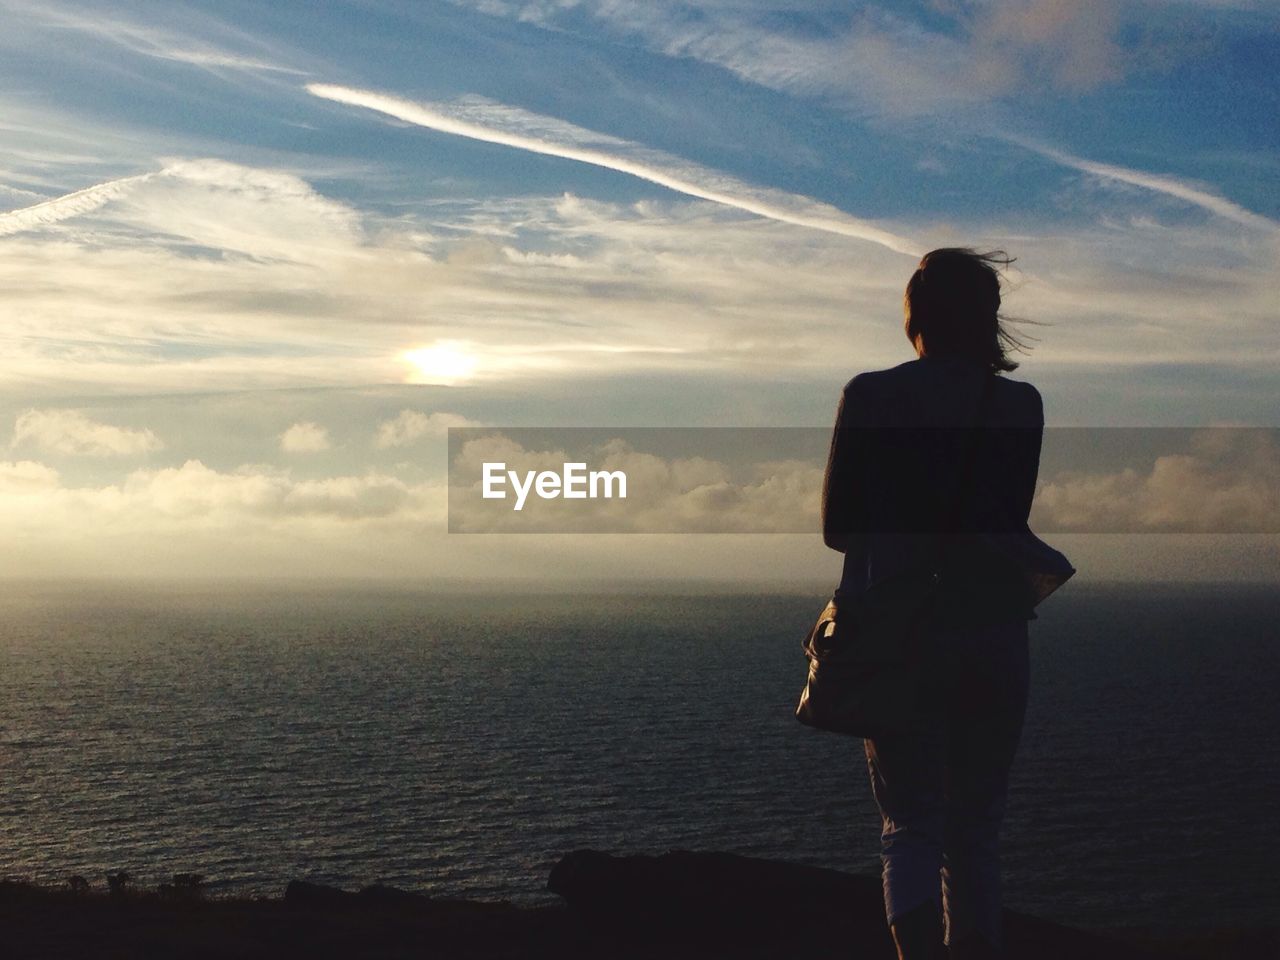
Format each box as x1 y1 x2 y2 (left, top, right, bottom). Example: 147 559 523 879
400 342 478 384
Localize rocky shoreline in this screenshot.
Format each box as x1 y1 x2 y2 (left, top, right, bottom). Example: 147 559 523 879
3 850 1273 958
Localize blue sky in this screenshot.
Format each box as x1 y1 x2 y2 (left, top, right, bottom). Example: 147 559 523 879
0 0 1276 582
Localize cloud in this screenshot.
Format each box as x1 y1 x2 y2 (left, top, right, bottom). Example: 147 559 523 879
1035 429 1280 532
965 0 1127 92
0 157 1273 409
0 458 438 526
1007 137 1278 231
306 82 921 255
2 0 306 76
375 410 481 448
445 0 1166 112
0 172 152 236
128 461 419 521
0 166 915 396
11 409 163 457
0 159 362 258
0 459 60 493
0 457 443 578
279 421 331 453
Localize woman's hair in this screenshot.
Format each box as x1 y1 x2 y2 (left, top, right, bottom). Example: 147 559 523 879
903 248 1025 373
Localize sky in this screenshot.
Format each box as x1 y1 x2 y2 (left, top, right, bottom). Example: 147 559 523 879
0 0 1276 584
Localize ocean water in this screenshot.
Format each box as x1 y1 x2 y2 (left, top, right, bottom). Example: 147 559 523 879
1 581 1277 932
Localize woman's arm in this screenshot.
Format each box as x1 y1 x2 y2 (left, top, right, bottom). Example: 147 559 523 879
821 379 865 552
1013 383 1044 524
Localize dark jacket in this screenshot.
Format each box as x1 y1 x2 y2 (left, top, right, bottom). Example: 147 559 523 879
821 355 1045 625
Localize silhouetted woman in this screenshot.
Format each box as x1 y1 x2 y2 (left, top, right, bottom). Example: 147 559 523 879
822 249 1068 959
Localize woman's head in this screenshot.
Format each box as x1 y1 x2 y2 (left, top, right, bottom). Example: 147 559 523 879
903 248 1021 372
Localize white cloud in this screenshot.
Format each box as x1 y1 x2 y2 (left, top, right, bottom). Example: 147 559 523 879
123 461 421 522
0 159 362 258
0 158 1274 410
0 458 438 527
0 172 152 236
1035 429 1280 532
964 0 1127 92
306 82 921 255
1007 137 1278 231
0 459 60 493
279 421 331 453
11 409 162 457
1 0 307 76
446 0 1167 111
375 410 480 448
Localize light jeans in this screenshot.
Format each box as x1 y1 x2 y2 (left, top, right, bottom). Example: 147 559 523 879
863 619 1030 948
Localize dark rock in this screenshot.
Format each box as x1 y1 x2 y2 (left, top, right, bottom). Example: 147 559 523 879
357 883 425 905
284 880 357 906
547 849 1180 959
105 871 131 897
549 849 889 949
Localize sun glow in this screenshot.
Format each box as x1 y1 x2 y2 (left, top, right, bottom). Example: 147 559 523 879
400 343 478 384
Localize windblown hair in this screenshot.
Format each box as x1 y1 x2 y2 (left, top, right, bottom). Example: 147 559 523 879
903 248 1026 373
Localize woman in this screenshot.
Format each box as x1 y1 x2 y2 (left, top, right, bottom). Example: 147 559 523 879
821 248 1069 960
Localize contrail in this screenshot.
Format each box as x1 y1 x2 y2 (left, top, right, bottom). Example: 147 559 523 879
0 172 152 236
306 83 921 256
1006 136 1276 232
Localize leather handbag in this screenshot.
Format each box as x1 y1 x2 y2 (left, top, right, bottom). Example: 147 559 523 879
795 570 940 738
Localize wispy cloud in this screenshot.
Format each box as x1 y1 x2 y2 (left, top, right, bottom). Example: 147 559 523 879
306 83 921 256
0 159 362 258
0 172 152 236
2 0 307 76
2 162 1274 402
1008 136 1278 231
444 0 1167 109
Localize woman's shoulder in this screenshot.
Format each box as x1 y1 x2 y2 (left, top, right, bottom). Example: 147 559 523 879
841 360 918 397
839 360 1043 425
990 374 1043 423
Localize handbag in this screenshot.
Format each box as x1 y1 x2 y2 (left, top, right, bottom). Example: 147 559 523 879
795 569 941 738
795 374 995 739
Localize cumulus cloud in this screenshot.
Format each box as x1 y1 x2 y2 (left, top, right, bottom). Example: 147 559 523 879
375 410 481 448
279 421 331 453
1035 429 1280 533
11 409 163 457
125 460 421 521
0 458 440 528
0 459 60 493
306 82 921 255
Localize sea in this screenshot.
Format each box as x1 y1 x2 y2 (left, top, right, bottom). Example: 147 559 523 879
1 580 1277 933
